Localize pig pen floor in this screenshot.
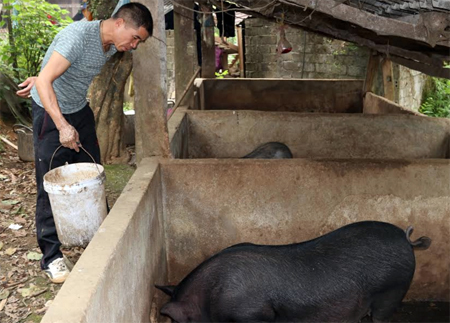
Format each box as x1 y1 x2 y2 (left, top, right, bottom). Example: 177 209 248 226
150 299 449 322
362 301 449 322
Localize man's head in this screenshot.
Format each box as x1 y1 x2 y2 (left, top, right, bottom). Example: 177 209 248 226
112 2 153 52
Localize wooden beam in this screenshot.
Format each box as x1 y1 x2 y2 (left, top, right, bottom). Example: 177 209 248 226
381 58 395 101
363 52 379 94
237 25 245 78
215 36 239 53
275 0 449 48
168 67 201 120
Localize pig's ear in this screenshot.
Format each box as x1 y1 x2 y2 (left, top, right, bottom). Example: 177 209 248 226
155 284 176 296
160 301 189 323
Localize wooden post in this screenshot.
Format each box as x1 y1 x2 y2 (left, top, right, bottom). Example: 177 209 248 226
237 25 245 77
220 52 229 71
174 1 196 107
133 1 170 163
199 2 215 78
363 51 380 94
382 58 395 101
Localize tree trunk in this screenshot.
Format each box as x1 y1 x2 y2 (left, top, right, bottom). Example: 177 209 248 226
89 52 132 164
87 0 130 164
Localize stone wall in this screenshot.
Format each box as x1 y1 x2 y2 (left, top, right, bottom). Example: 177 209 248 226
396 65 427 111
245 17 370 79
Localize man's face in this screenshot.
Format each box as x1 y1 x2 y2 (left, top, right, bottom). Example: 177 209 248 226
114 18 150 52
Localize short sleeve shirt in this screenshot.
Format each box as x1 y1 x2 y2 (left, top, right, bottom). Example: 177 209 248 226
31 20 117 114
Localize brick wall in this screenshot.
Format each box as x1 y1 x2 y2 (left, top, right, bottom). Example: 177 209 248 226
245 17 370 79
244 17 426 110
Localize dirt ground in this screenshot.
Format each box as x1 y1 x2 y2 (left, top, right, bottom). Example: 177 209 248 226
0 120 132 323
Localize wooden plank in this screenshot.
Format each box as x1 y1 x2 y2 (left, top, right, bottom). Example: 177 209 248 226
381 58 395 101
168 67 201 119
363 52 380 94
237 26 245 78
215 36 239 53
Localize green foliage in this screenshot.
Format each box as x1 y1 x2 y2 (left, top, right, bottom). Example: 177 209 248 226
123 101 133 111
0 0 72 83
419 77 450 118
333 41 360 56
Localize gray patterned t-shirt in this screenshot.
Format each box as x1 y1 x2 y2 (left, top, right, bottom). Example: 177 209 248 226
31 20 117 114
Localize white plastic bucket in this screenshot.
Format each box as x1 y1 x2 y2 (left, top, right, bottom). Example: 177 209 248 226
43 162 107 247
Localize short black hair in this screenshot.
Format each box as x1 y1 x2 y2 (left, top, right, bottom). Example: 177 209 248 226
113 2 153 36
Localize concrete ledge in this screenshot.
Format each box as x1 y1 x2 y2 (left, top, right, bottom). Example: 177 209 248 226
42 157 166 323
363 92 423 115
183 110 450 159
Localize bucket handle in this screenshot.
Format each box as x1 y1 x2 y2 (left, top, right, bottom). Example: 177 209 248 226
49 145 102 175
13 124 33 134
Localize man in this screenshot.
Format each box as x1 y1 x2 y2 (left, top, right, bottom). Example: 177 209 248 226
16 3 152 283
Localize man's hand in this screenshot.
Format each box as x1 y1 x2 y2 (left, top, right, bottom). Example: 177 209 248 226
59 124 81 152
16 77 37 98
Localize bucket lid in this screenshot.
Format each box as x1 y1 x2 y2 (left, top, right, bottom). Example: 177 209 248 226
43 163 105 194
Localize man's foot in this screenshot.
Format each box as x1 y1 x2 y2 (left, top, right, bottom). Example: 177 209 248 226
44 257 70 283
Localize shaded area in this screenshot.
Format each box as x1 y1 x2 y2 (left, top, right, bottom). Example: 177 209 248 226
361 301 450 322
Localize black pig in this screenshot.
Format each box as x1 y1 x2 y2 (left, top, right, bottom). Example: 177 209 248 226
242 142 293 159
156 221 431 323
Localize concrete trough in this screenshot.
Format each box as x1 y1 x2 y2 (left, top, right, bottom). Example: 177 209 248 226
193 78 364 113
193 78 421 116
41 79 449 322
169 108 450 159
41 157 449 323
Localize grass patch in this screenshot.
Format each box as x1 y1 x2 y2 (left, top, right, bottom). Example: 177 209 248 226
22 313 43 323
104 164 135 196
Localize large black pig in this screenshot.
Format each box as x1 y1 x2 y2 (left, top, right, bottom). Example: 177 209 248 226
242 142 293 159
156 221 431 323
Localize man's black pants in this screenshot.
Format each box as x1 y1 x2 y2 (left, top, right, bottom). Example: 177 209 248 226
32 99 101 269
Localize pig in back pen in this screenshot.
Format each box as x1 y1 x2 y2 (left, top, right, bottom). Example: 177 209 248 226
41 80 449 322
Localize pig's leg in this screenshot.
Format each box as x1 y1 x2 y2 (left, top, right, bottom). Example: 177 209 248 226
370 288 407 322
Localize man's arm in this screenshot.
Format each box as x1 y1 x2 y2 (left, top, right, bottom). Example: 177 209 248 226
35 51 80 152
